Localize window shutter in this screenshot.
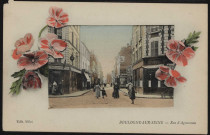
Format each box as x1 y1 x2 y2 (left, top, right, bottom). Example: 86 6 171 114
148 80 151 87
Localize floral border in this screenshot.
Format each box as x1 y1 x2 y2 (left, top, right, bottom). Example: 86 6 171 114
9 6 201 95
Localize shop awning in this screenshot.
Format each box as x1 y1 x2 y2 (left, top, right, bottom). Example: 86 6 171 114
71 67 81 74
84 73 91 82
142 64 164 69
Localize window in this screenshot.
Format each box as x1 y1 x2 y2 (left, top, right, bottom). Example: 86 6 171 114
76 38 78 49
151 41 158 57
58 58 61 63
140 80 143 87
139 47 142 59
136 31 138 45
72 32 74 46
57 28 62 39
136 50 138 61
151 26 159 33
148 80 151 87
48 27 54 33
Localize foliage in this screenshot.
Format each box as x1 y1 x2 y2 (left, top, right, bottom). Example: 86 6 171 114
184 31 201 51
10 69 26 95
39 63 49 77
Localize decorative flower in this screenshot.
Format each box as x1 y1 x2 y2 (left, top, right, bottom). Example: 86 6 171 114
22 71 41 89
12 33 34 59
155 66 186 87
17 50 48 70
47 6 69 28
166 40 195 66
40 33 67 58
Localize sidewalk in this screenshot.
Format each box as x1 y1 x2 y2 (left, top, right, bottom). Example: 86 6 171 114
49 89 92 98
120 88 172 99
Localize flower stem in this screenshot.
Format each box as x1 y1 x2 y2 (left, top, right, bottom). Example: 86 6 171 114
38 25 48 38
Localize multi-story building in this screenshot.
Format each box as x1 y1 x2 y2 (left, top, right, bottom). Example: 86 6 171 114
114 44 132 87
48 25 82 94
111 70 115 85
106 73 112 85
132 25 174 96
90 51 103 86
80 41 91 89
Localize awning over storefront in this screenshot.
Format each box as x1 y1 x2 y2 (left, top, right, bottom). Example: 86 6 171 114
142 64 164 69
71 67 81 74
84 73 91 82
132 61 143 70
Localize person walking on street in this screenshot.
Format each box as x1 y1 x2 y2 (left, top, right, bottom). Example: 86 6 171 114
52 81 58 95
127 82 136 104
94 83 101 99
112 82 119 99
101 87 107 98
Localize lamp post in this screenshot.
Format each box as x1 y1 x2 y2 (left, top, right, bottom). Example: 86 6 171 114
70 53 75 92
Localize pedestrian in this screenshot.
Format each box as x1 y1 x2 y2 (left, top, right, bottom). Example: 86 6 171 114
57 80 64 95
112 82 119 99
101 87 107 98
94 83 101 99
127 82 136 104
52 81 58 95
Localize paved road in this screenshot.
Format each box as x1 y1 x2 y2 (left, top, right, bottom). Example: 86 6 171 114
49 86 173 108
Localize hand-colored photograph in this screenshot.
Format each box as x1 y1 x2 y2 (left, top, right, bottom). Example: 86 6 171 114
9 6 200 108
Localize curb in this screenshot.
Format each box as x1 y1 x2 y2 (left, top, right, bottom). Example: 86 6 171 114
119 90 173 99
49 90 92 98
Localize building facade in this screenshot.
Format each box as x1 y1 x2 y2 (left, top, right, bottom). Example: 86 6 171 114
80 41 91 90
113 44 132 87
90 51 103 87
132 25 174 96
48 25 82 95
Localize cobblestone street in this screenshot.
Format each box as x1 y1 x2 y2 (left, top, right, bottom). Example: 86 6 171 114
49 86 173 108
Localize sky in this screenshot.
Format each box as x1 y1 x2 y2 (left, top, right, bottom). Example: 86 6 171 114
80 26 132 77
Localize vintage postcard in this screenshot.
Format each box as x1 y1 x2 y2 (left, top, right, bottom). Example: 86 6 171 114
3 1 208 134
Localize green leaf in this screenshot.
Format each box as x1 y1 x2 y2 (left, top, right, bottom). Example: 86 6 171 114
9 78 23 95
185 31 201 46
11 69 26 78
39 63 49 77
192 46 199 51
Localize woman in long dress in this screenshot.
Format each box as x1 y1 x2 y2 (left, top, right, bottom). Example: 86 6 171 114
112 83 119 99
127 82 135 104
94 84 101 99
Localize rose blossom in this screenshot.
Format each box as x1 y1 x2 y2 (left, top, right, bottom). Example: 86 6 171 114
155 66 186 87
166 40 195 66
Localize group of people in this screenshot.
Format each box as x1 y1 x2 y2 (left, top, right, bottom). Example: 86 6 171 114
51 81 63 95
94 84 107 99
93 82 136 104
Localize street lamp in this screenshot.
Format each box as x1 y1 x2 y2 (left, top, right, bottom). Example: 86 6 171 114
70 53 75 66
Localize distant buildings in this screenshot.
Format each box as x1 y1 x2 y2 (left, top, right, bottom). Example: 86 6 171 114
90 51 103 87
112 44 132 87
106 73 112 85
80 41 91 90
131 25 174 96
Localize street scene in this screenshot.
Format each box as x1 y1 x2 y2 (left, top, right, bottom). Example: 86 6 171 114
48 25 175 108
49 85 173 108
